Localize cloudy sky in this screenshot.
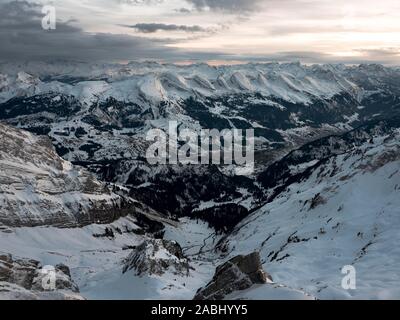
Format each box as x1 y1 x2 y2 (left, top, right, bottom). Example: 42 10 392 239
1 0 400 64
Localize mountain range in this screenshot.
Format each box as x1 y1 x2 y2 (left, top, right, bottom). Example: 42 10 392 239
0 62 399 299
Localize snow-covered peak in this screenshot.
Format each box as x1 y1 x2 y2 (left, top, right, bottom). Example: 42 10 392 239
16 71 40 85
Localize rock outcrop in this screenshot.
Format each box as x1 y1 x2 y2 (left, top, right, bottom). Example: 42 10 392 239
0 123 135 227
194 252 271 300
123 239 189 276
0 253 82 300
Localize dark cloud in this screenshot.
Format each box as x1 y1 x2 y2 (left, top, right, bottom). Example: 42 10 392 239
186 0 262 13
118 0 262 13
0 0 220 62
1 1 398 65
176 8 192 14
124 23 207 33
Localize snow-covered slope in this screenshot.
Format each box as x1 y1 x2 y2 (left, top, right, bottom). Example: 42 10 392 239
1 118 399 300
219 125 400 299
0 215 315 300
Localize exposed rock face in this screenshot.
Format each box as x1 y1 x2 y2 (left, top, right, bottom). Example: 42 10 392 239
0 123 135 227
122 239 189 276
194 252 271 300
0 253 82 300
0 254 40 290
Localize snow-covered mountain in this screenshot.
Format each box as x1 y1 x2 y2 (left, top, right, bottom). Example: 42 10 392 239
1 62 399 218
1 118 399 299
1 61 398 104
0 62 398 160
219 120 400 299
1 62 400 300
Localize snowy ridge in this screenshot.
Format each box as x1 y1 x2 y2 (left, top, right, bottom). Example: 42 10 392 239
2 62 399 105
0 123 132 227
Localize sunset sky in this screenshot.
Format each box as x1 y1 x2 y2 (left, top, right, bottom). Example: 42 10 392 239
1 0 400 64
